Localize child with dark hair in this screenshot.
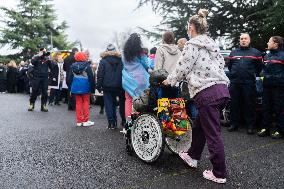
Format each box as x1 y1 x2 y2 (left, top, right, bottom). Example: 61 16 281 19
122 33 149 127
148 47 157 70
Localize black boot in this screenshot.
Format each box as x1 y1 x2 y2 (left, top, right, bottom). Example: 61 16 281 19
227 125 238 132
41 104 48 112
28 103 35 111
247 128 254 135
111 120 117 130
107 121 112 129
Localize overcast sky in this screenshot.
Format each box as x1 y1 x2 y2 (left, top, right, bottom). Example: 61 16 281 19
0 0 162 61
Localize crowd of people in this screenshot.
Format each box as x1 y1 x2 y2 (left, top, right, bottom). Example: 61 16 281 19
0 8 283 184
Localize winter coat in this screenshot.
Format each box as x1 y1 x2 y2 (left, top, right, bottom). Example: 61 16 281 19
49 62 66 89
148 54 155 70
67 61 95 94
31 55 54 78
96 51 123 92
263 49 284 87
17 66 28 81
227 46 263 84
0 66 7 80
167 34 229 98
63 53 76 74
122 55 149 97
154 44 181 74
7 66 18 85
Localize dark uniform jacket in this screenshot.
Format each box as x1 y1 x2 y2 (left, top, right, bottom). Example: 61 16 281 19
263 49 284 87
31 55 53 78
228 46 263 84
96 51 123 92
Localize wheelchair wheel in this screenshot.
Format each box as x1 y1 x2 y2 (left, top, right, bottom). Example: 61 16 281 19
165 120 192 154
131 114 165 163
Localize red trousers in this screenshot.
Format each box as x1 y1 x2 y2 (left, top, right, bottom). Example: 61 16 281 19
75 94 90 123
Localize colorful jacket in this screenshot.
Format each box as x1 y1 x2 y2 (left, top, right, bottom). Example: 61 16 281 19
122 55 149 97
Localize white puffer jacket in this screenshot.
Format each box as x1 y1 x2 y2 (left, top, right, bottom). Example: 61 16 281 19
167 34 229 98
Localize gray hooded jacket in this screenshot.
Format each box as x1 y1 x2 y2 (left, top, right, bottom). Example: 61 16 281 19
154 44 181 74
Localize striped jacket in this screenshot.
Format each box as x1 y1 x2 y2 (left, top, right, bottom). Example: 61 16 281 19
228 47 263 84
263 49 284 87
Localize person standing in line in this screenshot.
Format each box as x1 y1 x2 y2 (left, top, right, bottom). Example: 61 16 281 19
258 36 284 139
154 31 181 74
28 48 54 112
63 47 79 111
122 33 150 127
163 9 230 184
227 33 263 134
97 44 125 129
67 52 95 127
147 47 157 71
91 62 104 114
0 63 7 93
177 38 187 51
49 52 64 106
7 60 18 93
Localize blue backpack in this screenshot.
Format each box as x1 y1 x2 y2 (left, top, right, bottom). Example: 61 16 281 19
70 62 90 94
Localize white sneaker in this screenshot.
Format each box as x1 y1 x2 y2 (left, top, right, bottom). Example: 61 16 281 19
203 170 226 184
76 123 83 127
120 128 127 134
83 121 94 127
179 152 198 168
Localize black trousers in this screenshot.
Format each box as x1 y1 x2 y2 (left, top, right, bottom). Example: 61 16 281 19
0 79 6 92
67 88 76 110
29 77 48 105
229 83 256 129
262 86 284 134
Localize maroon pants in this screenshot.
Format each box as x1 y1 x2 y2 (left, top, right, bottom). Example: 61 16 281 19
75 94 90 123
188 97 229 178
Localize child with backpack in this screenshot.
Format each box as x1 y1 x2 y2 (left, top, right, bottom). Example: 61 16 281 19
67 52 95 127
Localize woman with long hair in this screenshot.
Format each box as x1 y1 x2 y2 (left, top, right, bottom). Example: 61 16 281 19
7 60 18 93
163 9 230 184
122 33 149 126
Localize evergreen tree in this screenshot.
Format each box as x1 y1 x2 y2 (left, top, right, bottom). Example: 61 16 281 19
0 0 74 60
138 0 284 50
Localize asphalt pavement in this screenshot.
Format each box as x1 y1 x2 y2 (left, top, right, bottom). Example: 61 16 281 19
0 93 283 189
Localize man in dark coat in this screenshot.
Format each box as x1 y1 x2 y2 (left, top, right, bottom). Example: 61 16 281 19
28 48 54 112
227 33 263 134
96 44 125 129
0 63 7 93
63 47 78 110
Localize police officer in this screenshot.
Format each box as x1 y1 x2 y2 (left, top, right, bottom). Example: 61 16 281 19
258 36 284 139
227 33 263 134
28 48 54 112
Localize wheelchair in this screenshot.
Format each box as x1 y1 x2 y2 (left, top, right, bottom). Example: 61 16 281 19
123 80 193 163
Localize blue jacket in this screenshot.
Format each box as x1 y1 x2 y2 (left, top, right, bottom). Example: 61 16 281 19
67 61 95 94
228 46 263 84
122 55 149 97
263 49 284 87
96 51 123 92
